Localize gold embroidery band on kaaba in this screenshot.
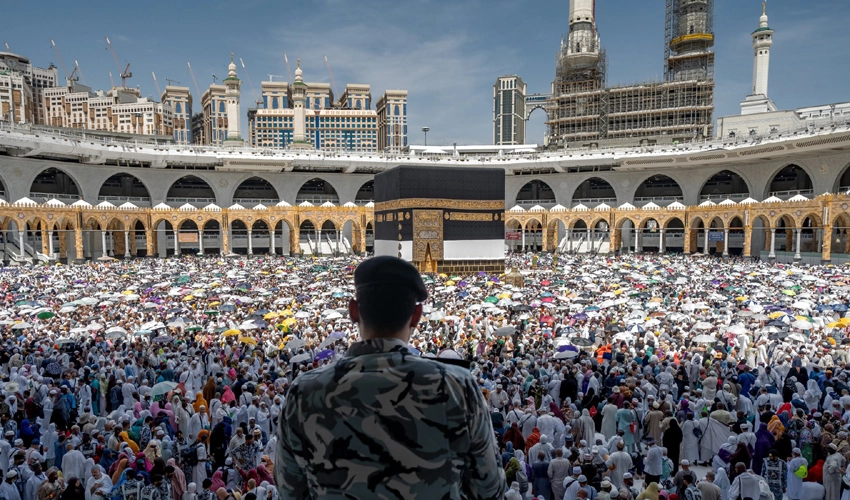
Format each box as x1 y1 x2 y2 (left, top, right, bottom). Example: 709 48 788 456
374 199 505 211
446 212 498 222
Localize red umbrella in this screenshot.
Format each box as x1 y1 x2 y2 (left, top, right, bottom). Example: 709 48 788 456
542 297 554 303
540 315 555 325
541 280 551 286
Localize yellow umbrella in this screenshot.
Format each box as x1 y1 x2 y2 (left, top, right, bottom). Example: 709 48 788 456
795 315 811 322
260 271 270 275
839 317 850 326
613 289 623 295
446 280 456 286
486 281 494 287
183 295 194 302
239 337 258 346
735 296 748 302
209 301 222 307
222 329 241 337
827 322 842 329
281 310 294 317
263 312 279 320
498 293 512 299
283 317 298 327
610 284 621 289
121 290 134 295
828 337 837 346
439 273 448 278
768 311 786 319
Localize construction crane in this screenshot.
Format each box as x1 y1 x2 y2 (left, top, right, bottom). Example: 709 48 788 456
283 53 293 82
187 62 202 101
74 60 87 85
151 71 162 96
239 57 259 102
267 75 287 82
108 71 115 87
105 37 132 87
211 74 218 84
165 78 181 86
4 43 11 52
50 39 75 84
324 55 339 101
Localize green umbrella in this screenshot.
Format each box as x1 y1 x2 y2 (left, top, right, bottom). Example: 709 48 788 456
214 327 228 333
178 276 190 283
782 290 796 296
484 296 499 304
204 310 219 315
186 326 203 332
36 311 55 320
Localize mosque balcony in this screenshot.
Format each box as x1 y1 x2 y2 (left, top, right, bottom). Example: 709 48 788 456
767 189 814 200
572 198 617 208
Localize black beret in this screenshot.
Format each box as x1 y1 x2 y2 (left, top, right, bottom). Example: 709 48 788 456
354 256 428 302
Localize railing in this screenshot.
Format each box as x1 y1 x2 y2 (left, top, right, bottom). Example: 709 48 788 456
516 199 557 206
97 196 152 206
29 192 80 203
699 193 749 202
572 198 617 207
165 197 216 205
295 195 340 205
232 198 279 205
768 189 815 199
632 196 679 205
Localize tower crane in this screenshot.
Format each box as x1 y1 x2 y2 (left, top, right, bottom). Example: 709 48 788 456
240 57 259 103
108 71 115 87
267 75 287 82
50 39 76 84
4 43 11 52
187 62 202 101
283 53 293 82
165 78 181 86
74 60 87 85
324 55 339 102
152 71 162 96
105 37 132 87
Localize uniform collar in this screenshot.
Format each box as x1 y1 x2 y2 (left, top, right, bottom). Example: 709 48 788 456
346 338 409 357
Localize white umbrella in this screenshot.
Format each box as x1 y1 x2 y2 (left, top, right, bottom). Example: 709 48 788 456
692 334 716 343
290 353 311 363
294 311 310 319
324 312 343 320
285 338 306 350
726 325 748 335
791 320 813 330
692 321 713 331
11 322 31 330
87 323 103 331
553 350 579 359
612 332 635 342
787 332 807 342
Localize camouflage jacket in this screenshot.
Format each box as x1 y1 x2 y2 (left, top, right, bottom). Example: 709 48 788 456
275 338 505 499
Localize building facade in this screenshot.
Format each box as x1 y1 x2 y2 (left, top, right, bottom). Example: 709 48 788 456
493 76 527 146
200 84 228 145
0 71 34 124
248 66 406 152
41 85 173 136
162 86 192 144
0 52 59 125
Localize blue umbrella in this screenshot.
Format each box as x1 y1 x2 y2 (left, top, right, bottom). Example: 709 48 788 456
627 324 646 334
573 313 588 321
584 306 601 312
315 349 334 361
833 304 848 312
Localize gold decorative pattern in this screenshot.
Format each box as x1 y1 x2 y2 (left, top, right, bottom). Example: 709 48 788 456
449 212 498 222
375 198 505 212
413 209 443 262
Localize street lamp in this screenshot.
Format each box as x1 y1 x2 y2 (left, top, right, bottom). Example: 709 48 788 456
422 126 429 146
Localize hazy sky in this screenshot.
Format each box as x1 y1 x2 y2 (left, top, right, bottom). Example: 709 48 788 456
5 0 849 145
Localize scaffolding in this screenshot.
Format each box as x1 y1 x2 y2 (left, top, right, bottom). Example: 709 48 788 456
546 0 715 147
665 0 715 82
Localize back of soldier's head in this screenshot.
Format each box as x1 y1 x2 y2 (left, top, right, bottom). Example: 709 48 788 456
353 257 427 337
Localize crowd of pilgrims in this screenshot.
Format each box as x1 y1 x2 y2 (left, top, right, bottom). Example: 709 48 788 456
0 252 849 500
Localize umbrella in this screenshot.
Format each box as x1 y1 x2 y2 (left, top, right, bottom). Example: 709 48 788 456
153 336 174 343
285 338 307 350
290 353 311 364
36 311 55 320
294 311 311 319
791 320 813 330
222 329 241 337
553 349 579 359
150 381 178 398
692 321 713 331
239 337 258 346
692 334 716 343
569 337 594 347
612 332 635 342
11 322 31 330
494 326 516 337
318 331 346 349
788 332 807 342
315 349 334 361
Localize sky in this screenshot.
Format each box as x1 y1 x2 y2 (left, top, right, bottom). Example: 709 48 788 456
4 0 850 146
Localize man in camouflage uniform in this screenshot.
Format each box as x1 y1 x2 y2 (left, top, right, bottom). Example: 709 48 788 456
275 256 505 499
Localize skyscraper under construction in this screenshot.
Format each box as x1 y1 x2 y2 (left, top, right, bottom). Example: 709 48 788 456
545 0 715 146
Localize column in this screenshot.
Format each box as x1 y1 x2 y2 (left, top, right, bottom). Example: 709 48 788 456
221 226 229 254
658 229 664 253
586 228 591 254
41 229 49 255
634 228 639 253
124 231 130 258
101 231 108 258
291 227 300 257
769 228 776 259
173 230 180 255
198 230 204 255
743 226 752 258
723 228 730 257
823 225 833 262
75 227 84 261
316 229 322 254
522 226 526 251
146 229 155 257
703 229 709 254
48 231 55 257
18 230 25 258
794 228 802 260
270 227 276 255
247 229 253 255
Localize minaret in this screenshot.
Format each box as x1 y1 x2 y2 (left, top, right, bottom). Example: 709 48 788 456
223 53 243 143
751 2 773 96
740 2 777 115
290 59 310 149
564 0 600 69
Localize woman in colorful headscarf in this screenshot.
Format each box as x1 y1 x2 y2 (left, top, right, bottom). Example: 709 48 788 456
768 414 785 441
193 392 208 414
119 431 139 455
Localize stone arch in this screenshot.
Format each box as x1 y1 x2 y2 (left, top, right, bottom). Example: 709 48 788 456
29 166 81 202
663 216 685 229
572 177 616 206
98 173 152 204
833 162 850 193
514 180 556 207
699 170 752 202
355 180 374 204
167 176 215 202
633 174 683 204
296 178 340 205
766 164 814 199
233 176 280 203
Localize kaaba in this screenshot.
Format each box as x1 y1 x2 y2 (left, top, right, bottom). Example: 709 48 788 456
373 166 505 274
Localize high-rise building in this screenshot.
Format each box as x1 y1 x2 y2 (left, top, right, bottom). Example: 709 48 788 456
0 71 34 124
0 51 59 125
493 76 527 145
740 2 776 115
162 86 193 144
247 62 406 152
200 84 228 145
